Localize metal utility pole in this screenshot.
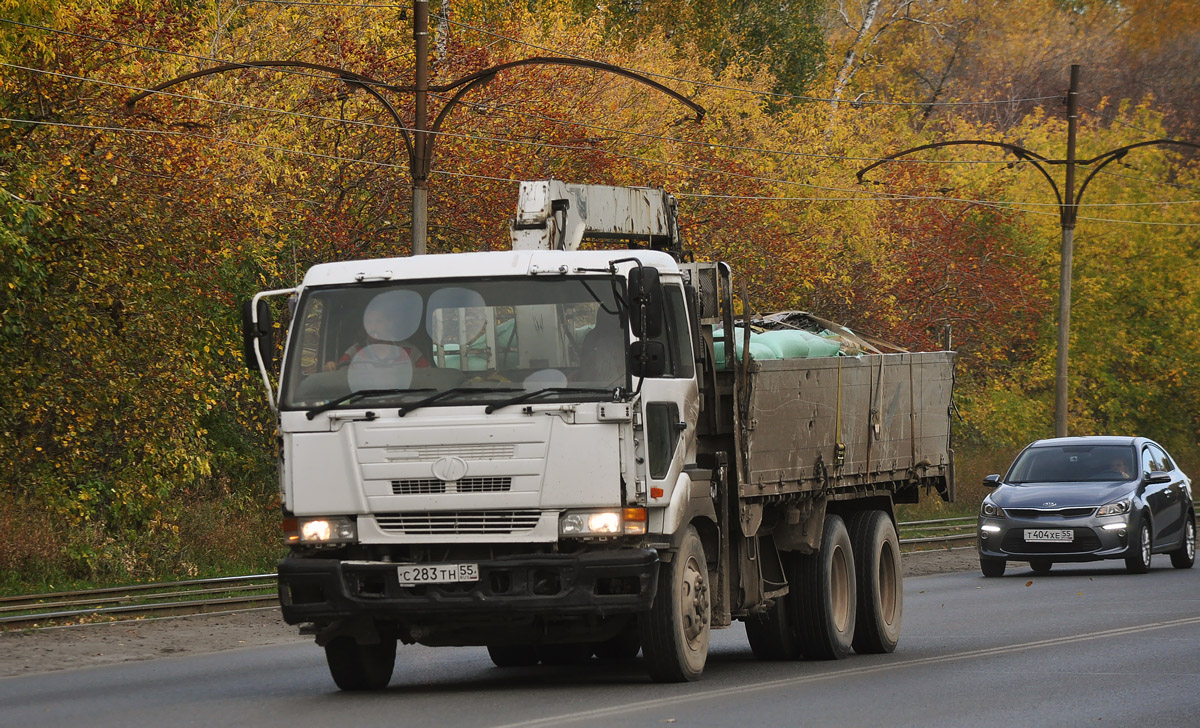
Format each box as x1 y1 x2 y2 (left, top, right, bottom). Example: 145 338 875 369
857 64 1197 439
129 27 705 260
412 0 430 255
1055 65 1080 437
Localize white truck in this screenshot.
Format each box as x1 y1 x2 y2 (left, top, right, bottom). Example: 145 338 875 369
241 181 956 690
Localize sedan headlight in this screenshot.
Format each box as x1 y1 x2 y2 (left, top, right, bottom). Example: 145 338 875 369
980 500 1005 518
283 516 357 544
1096 499 1132 517
560 507 647 537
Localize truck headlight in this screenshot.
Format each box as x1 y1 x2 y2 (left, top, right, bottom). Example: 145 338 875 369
283 516 357 544
560 507 646 537
1097 499 1131 517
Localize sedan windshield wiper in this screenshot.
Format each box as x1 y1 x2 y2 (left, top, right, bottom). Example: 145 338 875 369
398 386 521 416
305 388 433 420
484 387 613 414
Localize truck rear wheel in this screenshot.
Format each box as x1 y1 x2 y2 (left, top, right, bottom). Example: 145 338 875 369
848 510 902 654
745 594 801 660
324 636 396 691
790 514 856 660
487 644 538 667
536 643 593 665
639 525 711 682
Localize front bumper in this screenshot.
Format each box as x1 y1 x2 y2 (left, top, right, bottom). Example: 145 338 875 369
277 549 660 625
978 516 1132 562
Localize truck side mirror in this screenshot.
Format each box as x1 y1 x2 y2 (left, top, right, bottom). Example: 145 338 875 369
627 266 663 339
982 474 1001 488
629 340 666 378
241 299 275 373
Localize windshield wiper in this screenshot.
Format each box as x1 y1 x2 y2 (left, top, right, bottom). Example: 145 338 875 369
484 387 614 414
398 386 521 416
305 388 434 420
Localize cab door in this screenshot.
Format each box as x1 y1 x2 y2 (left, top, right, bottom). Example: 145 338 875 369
638 283 699 508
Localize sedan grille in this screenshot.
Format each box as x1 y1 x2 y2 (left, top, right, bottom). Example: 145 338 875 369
375 510 541 535
1006 507 1096 519
1001 528 1102 554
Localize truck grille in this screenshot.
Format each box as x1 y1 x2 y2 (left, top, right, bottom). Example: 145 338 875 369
375 510 541 535
390 477 513 495
411 444 516 460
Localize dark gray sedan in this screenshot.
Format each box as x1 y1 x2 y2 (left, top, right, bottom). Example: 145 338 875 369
978 436 1195 576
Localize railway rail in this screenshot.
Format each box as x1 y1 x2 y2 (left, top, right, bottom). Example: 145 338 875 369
1 518 978 630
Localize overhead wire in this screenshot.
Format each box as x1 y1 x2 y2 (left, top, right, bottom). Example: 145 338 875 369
7 117 1200 226
18 60 1198 209
443 17 1063 109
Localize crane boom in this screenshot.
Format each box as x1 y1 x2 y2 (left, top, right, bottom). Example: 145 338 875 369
509 180 682 256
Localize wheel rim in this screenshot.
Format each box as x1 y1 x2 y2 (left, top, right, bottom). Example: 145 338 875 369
830 543 851 633
1141 525 1152 565
879 543 898 624
1186 521 1196 560
680 554 710 650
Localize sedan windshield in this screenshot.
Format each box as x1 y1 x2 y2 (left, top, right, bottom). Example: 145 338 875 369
281 276 626 411
1006 445 1136 483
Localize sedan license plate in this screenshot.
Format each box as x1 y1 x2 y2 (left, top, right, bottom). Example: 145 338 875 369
1024 529 1073 543
397 563 480 586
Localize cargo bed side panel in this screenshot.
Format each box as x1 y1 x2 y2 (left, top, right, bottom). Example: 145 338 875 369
739 352 954 499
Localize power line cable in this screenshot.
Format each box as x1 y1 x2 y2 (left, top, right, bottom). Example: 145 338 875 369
0 18 397 92
444 17 1063 109
8 117 1200 226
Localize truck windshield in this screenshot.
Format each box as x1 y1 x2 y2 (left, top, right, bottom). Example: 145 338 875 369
280 276 627 411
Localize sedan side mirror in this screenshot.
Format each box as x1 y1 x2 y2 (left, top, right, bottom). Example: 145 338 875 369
1146 470 1171 485
982 474 1001 488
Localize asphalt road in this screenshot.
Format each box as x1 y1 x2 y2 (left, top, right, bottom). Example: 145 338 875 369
3 557 1198 728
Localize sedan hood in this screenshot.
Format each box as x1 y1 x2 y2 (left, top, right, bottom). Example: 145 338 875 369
993 481 1133 508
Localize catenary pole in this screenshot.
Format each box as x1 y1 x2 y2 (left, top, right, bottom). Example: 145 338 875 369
1055 64 1080 437
412 0 430 255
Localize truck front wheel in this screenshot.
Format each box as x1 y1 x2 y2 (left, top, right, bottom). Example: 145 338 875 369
639 525 711 682
791 514 856 660
848 510 902 654
324 636 396 691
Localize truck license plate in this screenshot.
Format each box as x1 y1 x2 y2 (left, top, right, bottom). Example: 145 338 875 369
1024 529 1073 543
397 563 480 586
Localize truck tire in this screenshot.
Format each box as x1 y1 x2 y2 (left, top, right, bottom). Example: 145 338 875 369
487 644 538 667
536 643 593 665
593 621 641 661
848 510 902 654
638 524 711 682
324 636 396 691
744 595 801 660
790 514 856 660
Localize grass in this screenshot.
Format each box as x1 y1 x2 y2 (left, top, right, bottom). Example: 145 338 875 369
0 495 285 598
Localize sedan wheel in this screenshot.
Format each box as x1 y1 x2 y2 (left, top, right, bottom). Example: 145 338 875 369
1170 516 1195 569
980 555 1005 578
1029 559 1052 575
1125 518 1152 574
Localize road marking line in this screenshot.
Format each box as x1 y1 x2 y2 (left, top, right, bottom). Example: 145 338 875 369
488 615 1200 728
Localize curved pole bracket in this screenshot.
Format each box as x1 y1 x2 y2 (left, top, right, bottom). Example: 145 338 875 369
124 60 414 161
1072 139 1200 224
857 139 1063 210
